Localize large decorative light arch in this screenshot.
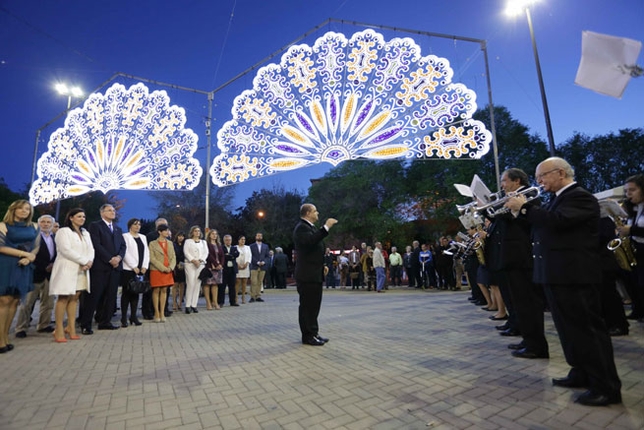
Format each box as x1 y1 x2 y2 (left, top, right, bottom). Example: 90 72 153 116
211 29 492 187
29 82 203 205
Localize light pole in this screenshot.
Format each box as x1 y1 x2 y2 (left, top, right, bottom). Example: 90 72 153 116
55 83 83 110
506 0 556 156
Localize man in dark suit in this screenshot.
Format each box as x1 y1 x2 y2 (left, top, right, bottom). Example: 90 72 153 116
293 203 337 346
487 168 548 359
81 204 126 333
507 157 621 406
219 234 239 307
273 247 289 289
15 214 57 337
249 232 270 302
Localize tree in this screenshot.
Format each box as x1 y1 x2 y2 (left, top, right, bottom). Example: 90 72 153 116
34 191 123 225
232 185 304 252
0 178 24 218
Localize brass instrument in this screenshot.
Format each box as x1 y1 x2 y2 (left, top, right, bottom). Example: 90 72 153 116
607 215 637 271
471 186 543 218
471 226 486 266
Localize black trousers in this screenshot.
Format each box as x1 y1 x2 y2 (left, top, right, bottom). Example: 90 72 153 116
82 268 120 329
600 269 629 331
297 281 323 341
543 283 621 396
501 269 548 354
496 272 518 332
120 270 140 322
219 268 237 305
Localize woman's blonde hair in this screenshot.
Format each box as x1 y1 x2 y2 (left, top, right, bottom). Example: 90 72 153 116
3 200 33 225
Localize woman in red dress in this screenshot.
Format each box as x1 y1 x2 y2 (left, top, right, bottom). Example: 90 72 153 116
148 225 176 322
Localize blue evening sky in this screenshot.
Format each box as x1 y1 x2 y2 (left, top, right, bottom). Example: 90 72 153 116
1 0 643 223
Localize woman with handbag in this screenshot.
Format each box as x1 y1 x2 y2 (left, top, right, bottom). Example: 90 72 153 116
120 219 150 327
183 225 208 314
49 208 95 342
149 225 176 322
204 230 224 310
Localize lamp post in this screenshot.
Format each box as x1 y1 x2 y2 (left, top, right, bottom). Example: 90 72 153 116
51 83 83 220
506 0 556 156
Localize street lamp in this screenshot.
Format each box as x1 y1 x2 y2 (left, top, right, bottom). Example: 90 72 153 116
506 0 556 156
55 83 83 110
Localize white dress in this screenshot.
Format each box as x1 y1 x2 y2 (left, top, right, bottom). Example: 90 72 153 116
235 245 251 278
49 227 95 295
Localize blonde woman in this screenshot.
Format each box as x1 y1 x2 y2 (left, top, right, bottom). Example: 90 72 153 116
148 225 176 322
49 208 94 342
0 200 39 353
235 236 251 304
183 225 208 314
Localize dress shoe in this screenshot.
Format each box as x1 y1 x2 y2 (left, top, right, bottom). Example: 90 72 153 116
37 326 55 333
481 307 497 312
191 307 199 313
231 303 240 307
552 376 587 388
130 319 142 326
468 297 477 301
15 331 26 338
0 346 9 354
143 315 154 320
98 324 119 330
495 323 510 331
511 348 549 359
6 344 14 351
120 321 128 328
81 328 94 335
500 328 521 336
575 390 621 406
489 315 508 321
164 310 173 317
249 298 256 303
473 300 486 306
302 337 325 346
185 308 192 314
315 335 329 343
608 327 628 336
256 297 264 302
508 342 525 350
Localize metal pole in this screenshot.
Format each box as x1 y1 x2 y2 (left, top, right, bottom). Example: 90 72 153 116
481 41 501 191
525 7 556 156
204 92 213 229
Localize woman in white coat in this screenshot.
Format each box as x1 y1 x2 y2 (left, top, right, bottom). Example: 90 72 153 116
235 236 251 304
49 208 94 342
183 225 208 314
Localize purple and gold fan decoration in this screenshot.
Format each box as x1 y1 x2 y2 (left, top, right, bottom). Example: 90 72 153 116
29 83 202 205
211 29 491 187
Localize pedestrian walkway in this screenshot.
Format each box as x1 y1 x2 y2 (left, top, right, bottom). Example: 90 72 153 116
1 288 642 429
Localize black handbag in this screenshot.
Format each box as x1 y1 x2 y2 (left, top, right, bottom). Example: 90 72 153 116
128 274 150 294
198 266 212 281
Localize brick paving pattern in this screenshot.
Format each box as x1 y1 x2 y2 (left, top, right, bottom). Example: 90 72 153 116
1 287 642 429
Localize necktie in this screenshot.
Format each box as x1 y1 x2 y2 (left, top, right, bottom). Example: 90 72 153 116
108 223 113 232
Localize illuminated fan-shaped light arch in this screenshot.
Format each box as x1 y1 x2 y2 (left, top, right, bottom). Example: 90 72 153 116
211 29 491 187
29 82 203 205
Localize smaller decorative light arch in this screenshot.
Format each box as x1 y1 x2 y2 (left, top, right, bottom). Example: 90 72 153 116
211 29 491 187
29 82 203 205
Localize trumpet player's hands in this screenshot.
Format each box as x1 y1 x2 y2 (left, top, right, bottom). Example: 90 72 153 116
617 225 631 236
505 195 527 212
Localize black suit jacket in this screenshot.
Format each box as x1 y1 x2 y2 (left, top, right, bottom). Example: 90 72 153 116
89 220 126 272
523 183 601 284
293 219 328 283
222 244 239 273
486 188 539 271
33 233 56 283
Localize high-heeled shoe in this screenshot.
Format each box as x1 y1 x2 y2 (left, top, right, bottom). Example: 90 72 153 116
53 333 67 343
130 318 142 326
64 328 81 340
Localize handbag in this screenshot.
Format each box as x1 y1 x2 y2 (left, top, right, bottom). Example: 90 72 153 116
128 274 150 294
198 266 212 281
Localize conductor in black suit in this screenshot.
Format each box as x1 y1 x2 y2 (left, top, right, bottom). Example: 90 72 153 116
293 203 337 346
81 204 126 333
506 157 621 407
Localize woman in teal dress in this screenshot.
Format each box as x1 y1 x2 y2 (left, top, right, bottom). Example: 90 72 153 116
0 200 39 353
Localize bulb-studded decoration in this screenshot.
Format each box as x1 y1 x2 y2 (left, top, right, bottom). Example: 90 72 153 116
211 29 491 187
29 82 203 205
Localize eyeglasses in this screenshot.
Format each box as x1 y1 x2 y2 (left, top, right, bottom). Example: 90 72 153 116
536 168 561 181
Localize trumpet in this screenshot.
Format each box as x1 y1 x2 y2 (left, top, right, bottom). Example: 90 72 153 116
468 186 543 218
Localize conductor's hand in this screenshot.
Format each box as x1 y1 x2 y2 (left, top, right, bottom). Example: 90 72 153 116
325 218 338 229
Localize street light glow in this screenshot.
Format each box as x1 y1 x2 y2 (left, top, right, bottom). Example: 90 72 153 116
55 83 83 98
505 0 538 17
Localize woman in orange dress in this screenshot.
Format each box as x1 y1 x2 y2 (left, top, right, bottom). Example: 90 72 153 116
148 225 176 322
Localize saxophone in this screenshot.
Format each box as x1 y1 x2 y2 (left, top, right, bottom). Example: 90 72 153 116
607 216 637 271
472 226 486 266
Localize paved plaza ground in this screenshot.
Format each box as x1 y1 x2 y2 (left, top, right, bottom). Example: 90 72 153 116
1 287 642 430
